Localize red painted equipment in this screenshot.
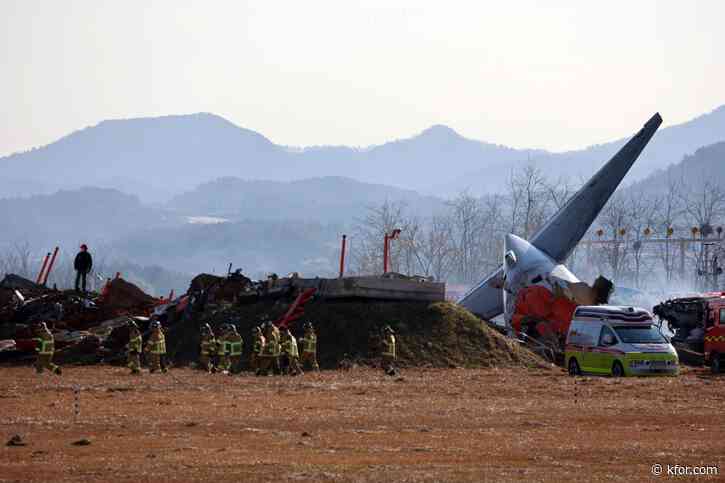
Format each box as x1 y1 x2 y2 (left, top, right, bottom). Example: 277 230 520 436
654 294 725 373
510 285 578 349
41 247 59 286
339 234 347 278
36 252 50 284
275 288 317 330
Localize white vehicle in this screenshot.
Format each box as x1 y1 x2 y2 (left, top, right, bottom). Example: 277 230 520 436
565 306 679 377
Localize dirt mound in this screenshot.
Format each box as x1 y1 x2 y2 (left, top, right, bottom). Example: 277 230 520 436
100 278 157 312
169 300 545 369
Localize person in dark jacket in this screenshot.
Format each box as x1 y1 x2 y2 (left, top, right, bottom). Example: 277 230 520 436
74 244 93 293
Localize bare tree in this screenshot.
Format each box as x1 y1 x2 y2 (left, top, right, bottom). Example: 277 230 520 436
411 214 456 281
0 242 35 280
478 194 507 274
679 175 725 287
508 164 550 239
349 200 413 275
546 175 575 211
654 176 685 282
681 178 725 230
595 192 633 281
627 193 659 288
447 191 487 284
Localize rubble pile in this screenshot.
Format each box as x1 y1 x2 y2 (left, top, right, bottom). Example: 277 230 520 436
0 271 545 370
188 272 259 304
0 274 161 364
98 278 158 312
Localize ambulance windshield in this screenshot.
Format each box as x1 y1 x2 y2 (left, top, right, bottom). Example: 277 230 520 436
613 325 666 344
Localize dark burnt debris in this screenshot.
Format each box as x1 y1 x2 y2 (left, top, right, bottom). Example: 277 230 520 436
0 272 545 369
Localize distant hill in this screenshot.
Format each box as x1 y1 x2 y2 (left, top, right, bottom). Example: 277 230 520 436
441 105 725 195
167 176 446 221
625 140 725 197
0 187 166 248
109 219 342 278
0 113 281 202
2 105 725 201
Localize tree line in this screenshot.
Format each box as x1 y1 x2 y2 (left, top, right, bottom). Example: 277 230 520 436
348 164 725 293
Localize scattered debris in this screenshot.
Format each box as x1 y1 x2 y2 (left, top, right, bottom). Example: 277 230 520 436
0 274 43 291
0 340 16 352
6 434 26 446
106 386 133 393
0 272 545 370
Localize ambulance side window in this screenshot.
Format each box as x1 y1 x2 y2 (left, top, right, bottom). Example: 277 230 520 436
598 326 616 346
569 324 593 345
720 308 725 327
584 325 598 345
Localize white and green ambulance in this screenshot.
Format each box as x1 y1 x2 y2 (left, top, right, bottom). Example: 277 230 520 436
565 305 679 377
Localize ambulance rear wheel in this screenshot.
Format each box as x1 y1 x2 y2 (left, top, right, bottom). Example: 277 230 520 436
568 358 581 376
612 361 625 378
712 354 721 375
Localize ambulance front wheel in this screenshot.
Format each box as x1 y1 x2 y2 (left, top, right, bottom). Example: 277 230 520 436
611 361 625 377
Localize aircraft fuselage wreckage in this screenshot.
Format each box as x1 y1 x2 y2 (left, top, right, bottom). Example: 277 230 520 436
459 113 663 352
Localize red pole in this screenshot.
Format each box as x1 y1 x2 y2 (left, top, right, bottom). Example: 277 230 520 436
339 234 347 278
42 247 59 286
383 233 389 274
36 253 50 284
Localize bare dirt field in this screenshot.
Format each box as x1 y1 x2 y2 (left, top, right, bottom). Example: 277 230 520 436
1 365 723 482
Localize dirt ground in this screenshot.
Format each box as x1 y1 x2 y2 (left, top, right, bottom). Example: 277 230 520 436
1 365 723 482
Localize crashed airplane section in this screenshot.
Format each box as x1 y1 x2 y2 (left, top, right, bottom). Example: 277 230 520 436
459 113 663 341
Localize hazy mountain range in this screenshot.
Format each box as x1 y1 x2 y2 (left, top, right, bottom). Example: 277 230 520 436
2 105 724 202
626 141 725 197
167 176 445 221
2 105 725 295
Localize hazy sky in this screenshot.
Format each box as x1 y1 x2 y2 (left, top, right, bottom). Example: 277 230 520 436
2 1 724 156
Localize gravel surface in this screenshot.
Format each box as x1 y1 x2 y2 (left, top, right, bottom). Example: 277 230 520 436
1 366 723 482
